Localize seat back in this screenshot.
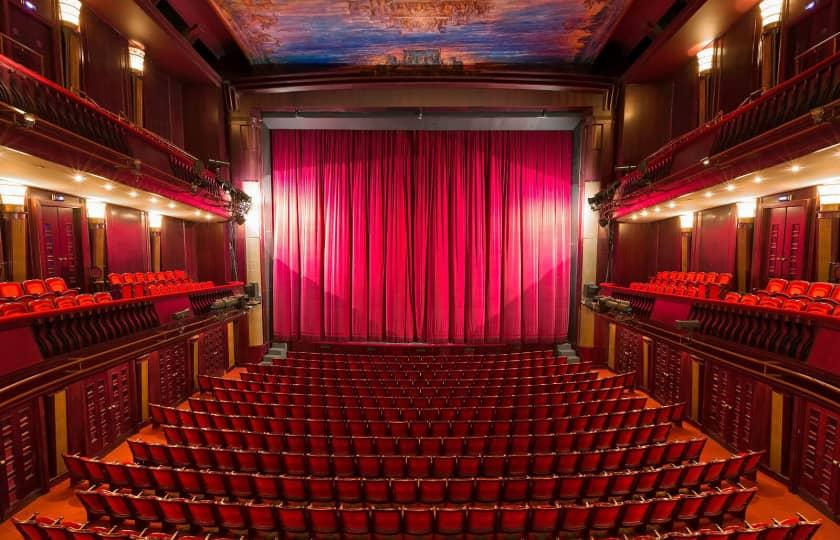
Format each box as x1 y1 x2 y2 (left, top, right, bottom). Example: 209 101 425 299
786 280 810 296
0 302 27 317
765 278 788 293
45 276 69 293
22 279 49 296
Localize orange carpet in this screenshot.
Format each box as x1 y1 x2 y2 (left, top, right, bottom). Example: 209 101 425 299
1 373 837 539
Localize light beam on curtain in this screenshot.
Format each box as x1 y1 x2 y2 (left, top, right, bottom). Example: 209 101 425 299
272 130 572 344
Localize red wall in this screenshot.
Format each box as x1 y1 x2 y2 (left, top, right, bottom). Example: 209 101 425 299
160 216 187 272
613 222 655 285
81 7 129 116
105 205 150 273
655 217 683 272
692 204 737 274
194 222 229 284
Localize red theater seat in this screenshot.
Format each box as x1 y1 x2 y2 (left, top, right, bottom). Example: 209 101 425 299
0 302 27 317
804 282 835 299
723 292 741 303
22 279 52 298
28 298 55 313
93 292 113 303
781 299 807 312
54 295 77 309
739 294 759 306
758 278 787 296
45 276 77 296
806 301 834 315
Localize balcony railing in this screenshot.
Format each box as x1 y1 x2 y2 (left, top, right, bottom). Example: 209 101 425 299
0 54 233 217
612 50 840 213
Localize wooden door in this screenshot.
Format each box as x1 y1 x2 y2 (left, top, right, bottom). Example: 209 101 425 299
615 327 642 385
82 372 111 455
704 363 732 441
764 206 808 281
0 401 42 517
199 326 227 378
39 206 81 286
799 402 840 512
107 364 133 439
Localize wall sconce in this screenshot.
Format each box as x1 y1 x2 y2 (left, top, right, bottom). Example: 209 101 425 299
759 0 784 29
128 41 145 75
58 0 82 29
0 181 27 208
86 199 105 221
242 180 262 238
818 184 840 208
696 45 715 76
679 213 694 231
149 211 162 231
736 199 757 220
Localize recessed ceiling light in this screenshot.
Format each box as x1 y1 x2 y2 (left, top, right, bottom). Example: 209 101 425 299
726 184 736 192
194 210 201 216
129 190 138 198
791 164 801 173
104 183 113 191
150 196 158 203
168 202 176 209
641 210 649 217
654 207 661 212
754 176 763 183
632 214 638 220
705 191 713 198
204 213 212 220
668 201 676 209
701 157 710 166
73 173 84 182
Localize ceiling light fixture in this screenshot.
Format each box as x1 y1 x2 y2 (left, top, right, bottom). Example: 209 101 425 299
668 201 676 209
104 183 113 191
696 45 715 75
754 176 763 183
167 202 176 209
736 199 757 219
679 213 694 230
58 0 81 29
705 191 713 198
129 190 138 198
128 41 146 74
726 184 736 192
790 164 801 173
759 0 784 28
73 173 84 182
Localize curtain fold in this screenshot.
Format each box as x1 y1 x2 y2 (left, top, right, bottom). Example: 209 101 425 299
272 130 572 344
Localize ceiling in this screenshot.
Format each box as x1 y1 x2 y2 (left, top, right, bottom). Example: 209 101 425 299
619 142 840 223
207 0 634 66
0 147 224 223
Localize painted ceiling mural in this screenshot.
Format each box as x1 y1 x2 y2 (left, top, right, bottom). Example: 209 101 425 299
210 0 633 66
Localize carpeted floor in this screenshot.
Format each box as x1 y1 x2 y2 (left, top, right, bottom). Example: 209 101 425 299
1 371 837 539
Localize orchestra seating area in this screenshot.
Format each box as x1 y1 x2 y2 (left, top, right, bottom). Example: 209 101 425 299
3 351 817 540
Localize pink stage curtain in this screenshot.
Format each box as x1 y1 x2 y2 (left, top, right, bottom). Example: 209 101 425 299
272 130 573 343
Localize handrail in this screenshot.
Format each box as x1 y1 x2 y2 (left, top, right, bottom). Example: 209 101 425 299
0 282 244 330
794 31 840 73
0 53 214 178
617 50 840 188
600 284 840 331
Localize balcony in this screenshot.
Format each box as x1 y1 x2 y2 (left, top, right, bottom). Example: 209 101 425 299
0 54 237 218
607 51 840 219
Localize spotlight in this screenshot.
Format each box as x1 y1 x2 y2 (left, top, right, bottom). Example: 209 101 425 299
701 157 710 166
22 112 36 128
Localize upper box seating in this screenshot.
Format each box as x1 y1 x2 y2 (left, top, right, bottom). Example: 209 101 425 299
106 269 214 299
629 271 733 299
0 288 112 319
722 279 840 316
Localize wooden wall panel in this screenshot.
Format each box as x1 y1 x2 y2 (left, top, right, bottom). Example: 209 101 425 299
670 61 698 139
105 205 149 273
692 204 738 274
183 84 227 161
194 222 228 284
184 221 198 280
620 82 673 166
6 3 55 79
718 7 761 113
80 7 128 116
655 217 683 272
160 216 187 271
613 222 655 285
143 61 172 140
169 79 185 148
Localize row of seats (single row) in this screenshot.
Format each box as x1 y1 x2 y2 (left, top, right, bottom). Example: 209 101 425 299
65 452 762 505
14 515 227 540
629 272 733 299
0 276 77 302
755 278 840 301
186 395 649 423
112 281 216 300
13 512 822 540
161 422 674 455
247 359 587 378
0 292 113 318
208 384 627 409
72 486 761 538
286 349 557 361
198 372 632 398
722 291 840 316
652 271 733 286
239 369 598 387
127 438 707 478
150 402 685 438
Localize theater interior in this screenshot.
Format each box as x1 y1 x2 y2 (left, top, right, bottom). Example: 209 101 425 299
0 0 838 538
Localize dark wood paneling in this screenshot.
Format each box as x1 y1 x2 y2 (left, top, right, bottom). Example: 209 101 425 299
655 217 682 272
160 216 187 271
143 60 172 140
692 204 737 274
670 61 698 139
80 6 128 116
194 221 228 284
183 84 226 161
184 221 198 280
169 78 184 148
718 7 761 114
5 3 55 79
620 82 673 166
105 205 149 274
613 222 655 285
